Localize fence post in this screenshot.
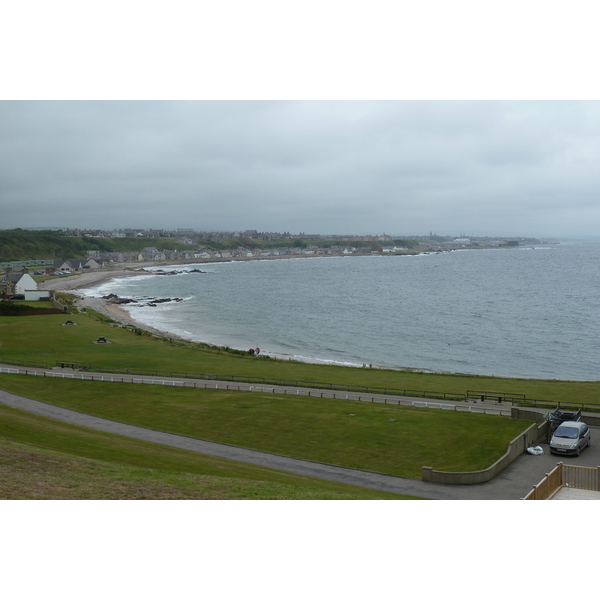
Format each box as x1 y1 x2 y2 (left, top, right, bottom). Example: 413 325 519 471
558 462 564 487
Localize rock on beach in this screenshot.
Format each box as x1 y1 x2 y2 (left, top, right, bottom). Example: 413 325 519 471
38 266 188 340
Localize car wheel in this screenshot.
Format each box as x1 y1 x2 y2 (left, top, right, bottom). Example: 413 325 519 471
576 446 581 457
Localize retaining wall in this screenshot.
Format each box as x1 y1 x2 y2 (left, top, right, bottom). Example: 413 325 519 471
422 420 550 485
51 295 69 313
512 405 600 427
24 290 51 301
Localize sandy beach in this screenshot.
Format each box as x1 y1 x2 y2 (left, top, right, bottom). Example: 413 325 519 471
38 266 186 340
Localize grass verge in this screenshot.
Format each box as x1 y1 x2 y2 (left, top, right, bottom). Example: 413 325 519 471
1 310 599 404
0 374 530 479
0 404 415 499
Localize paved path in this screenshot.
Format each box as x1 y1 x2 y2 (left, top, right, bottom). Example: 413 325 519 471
3 365 597 499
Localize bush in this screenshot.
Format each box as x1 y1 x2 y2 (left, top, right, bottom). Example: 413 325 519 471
0 300 37 315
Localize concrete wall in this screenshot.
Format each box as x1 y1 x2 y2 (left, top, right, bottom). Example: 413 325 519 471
511 407 546 423
24 290 51 301
513 405 600 428
422 420 550 485
579 414 600 427
51 294 69 313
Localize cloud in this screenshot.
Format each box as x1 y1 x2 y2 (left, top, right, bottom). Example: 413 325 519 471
1 100 600 237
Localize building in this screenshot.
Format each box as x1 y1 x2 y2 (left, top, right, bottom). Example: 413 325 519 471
0 270 50 301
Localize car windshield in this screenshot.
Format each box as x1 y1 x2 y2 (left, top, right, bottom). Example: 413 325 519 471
554 426 578 439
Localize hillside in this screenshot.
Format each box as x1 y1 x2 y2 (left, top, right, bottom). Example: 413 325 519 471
0 229 421 262
0 229 187 261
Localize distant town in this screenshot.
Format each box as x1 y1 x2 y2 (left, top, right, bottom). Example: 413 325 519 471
66 229 550 262
0 227 555 299
0 228 552 271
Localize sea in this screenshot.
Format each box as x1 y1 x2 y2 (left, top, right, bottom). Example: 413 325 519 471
81 240 600 381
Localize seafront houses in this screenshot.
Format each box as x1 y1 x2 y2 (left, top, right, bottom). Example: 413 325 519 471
50 258 104 272
141 247 167 261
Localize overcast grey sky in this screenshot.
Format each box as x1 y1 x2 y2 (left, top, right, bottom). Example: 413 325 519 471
2 100 600 238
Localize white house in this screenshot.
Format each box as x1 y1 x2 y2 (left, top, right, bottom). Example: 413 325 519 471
0 272 50 301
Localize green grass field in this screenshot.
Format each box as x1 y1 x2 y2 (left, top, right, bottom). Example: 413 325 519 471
0 306 594 499
0 404 413 499
1 309 599 404
0 374 529 479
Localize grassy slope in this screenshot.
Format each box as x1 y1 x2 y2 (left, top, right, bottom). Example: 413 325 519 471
0 306 592 499
0 404 413 499
1 310 599 404
0 229 419 262
0 374 529 479
0 229 191 261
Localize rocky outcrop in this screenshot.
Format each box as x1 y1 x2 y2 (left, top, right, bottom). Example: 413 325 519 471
102 294 184 307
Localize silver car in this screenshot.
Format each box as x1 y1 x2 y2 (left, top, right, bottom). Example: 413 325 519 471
549 421 591 456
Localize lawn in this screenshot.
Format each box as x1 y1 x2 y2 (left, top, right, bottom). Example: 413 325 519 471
0 308 542 499
0 374 530 479
0 404 413 499
1 309 599 404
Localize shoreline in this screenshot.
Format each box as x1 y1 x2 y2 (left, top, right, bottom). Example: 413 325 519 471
38 263 406 368
36 256 590 381
39 266 191 340
37 264 356 357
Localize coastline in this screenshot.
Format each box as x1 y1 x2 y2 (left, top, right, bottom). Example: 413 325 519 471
38 265 188 340
37 257 369 345
38 263 382 365
35 246 594 380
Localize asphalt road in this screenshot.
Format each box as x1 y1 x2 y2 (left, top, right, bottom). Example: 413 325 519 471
4 385 598 499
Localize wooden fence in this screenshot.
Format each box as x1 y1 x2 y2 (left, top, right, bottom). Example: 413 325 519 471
0 366 511 416
523 462 600 499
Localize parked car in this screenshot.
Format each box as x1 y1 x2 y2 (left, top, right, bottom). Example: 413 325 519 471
549 421 591 456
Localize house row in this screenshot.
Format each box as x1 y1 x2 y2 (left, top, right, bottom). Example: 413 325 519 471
89 245 388 265
49 258 104 273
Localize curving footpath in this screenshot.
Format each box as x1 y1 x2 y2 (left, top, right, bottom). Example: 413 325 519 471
0 384 567 500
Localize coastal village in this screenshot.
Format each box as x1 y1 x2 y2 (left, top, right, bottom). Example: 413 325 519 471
3 228 547 266
0 228 547 299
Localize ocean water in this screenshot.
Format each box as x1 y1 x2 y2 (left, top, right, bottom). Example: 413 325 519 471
82 240 600 381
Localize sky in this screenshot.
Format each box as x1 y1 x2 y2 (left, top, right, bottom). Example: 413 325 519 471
2 100 600 238
2 3 600 240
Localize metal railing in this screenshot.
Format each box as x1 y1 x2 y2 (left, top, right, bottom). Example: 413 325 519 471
467 390 526 403
0 366 512 416
0 358 49 368
1 356 599 412
52 362 469 401
516 398 600 414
